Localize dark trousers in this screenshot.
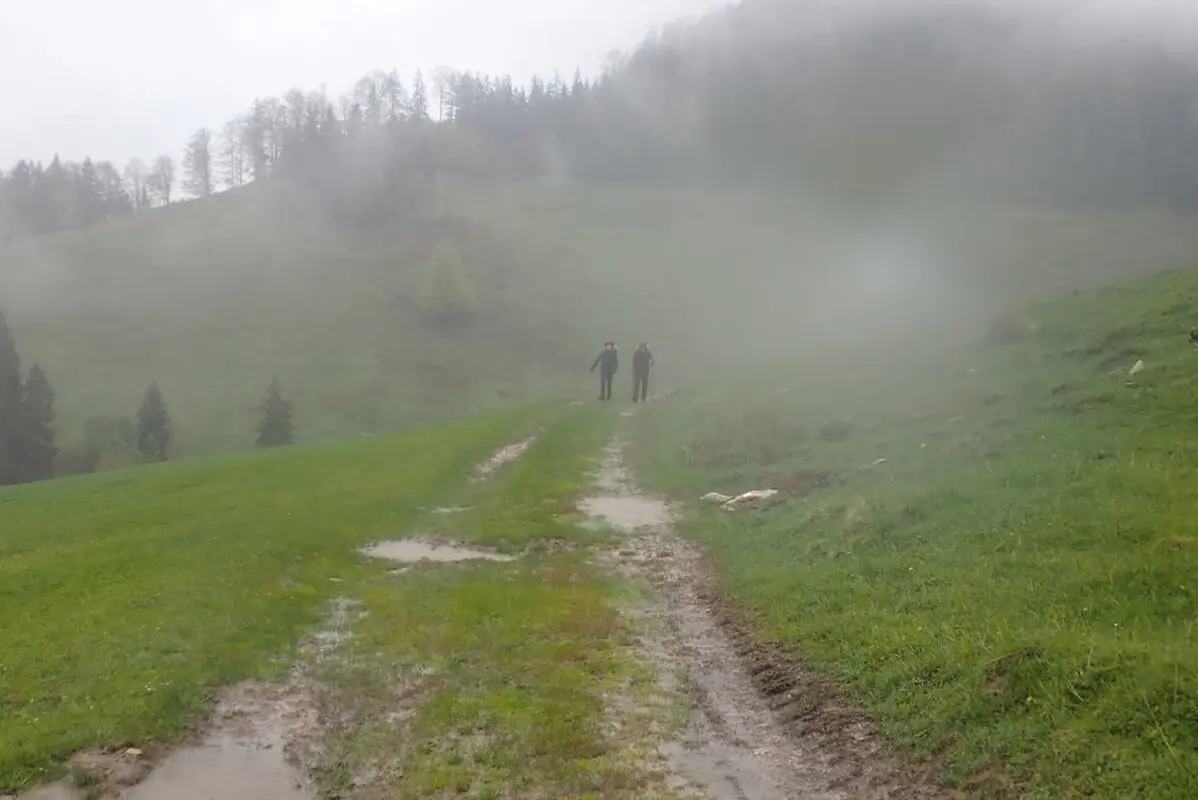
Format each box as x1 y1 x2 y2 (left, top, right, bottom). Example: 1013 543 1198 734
633 371 649 402
599 371 614 400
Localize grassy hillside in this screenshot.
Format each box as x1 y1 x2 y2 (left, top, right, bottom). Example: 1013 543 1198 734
633 267 1198 798
0 399 677 796
4 175 1198 459
0 402 554 788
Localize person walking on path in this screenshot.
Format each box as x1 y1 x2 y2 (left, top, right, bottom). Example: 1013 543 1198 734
590 342 619 401
632 342 654 403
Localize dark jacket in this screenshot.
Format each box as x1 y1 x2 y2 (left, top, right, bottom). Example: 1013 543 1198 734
591 348 619 375
633 346 654 374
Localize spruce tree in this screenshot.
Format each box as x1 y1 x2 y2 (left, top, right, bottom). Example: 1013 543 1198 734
0 309 22 486
255 376 295 448
137 382 172 462
17 363 57 482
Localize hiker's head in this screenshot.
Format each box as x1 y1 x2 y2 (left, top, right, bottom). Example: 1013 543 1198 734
638 342 648 350
604 342 615 350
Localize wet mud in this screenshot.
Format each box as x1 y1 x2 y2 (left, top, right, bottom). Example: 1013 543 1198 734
584 439 946 799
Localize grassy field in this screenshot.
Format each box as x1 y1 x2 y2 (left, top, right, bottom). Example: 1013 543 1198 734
632 268 1198 798
0 402 556 791
312 408 682 797
0 398 688 797
4 174 1198 458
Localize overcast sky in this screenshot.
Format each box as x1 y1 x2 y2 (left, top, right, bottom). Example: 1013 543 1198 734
1 0 729 168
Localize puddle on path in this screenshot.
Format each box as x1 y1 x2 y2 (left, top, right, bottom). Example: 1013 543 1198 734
122 681 318 800
361 539 514 564
122 734 311 800
11 681 324 800
578 496 670 532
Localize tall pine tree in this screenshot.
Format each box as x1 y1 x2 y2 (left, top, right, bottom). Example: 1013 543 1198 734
0 309 22 486
137 382 172 462
255 376 295 448
17 363 57 482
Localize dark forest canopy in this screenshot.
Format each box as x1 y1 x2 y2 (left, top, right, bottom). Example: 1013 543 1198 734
4 0 1198 240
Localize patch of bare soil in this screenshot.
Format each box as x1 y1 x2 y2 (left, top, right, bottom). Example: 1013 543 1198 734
585 439 952 800
6 749 150 800
471 435 537 484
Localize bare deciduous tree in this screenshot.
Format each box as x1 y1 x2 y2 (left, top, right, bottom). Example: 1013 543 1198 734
147 155 175 206
123 159 150 211
183 128 214 198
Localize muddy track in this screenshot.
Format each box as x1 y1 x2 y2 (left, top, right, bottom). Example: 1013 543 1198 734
583 438 950 800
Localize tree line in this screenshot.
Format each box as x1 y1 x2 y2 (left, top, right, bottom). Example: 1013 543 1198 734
6 1 1198 240
0 308 295 486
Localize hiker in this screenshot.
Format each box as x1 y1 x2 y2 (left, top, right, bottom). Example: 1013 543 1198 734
590 342 619 401
632 342 654 403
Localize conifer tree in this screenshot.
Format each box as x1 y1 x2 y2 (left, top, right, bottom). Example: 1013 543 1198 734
255 376 295 448
409 70 430 121
17 362 57 482
137 382 172 462
0 309 22 486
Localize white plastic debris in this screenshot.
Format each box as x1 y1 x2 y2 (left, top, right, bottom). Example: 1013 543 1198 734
1128 360 1145 377
702 489 779 510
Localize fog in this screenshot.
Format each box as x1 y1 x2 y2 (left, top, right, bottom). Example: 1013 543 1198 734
5 0 1198 453
0 0 729 166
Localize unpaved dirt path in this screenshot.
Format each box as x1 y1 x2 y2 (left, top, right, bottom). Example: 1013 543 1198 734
583 438 939 800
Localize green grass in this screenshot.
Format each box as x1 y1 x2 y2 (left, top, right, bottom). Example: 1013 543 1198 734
0 402 551 792
2 399 686 797
310 405 683 797
633 268 1198 798
433 410 617 551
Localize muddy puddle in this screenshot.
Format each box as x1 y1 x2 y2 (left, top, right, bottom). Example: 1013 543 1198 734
360 539 514 563
122 734 311 800
578 495 670 532
585 439 933 800
11 681 321 800
126 681 319 800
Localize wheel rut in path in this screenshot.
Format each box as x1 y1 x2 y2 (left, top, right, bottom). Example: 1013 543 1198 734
582 439 944 800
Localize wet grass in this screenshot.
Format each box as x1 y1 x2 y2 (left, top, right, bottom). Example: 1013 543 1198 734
314 405 682 798
633 268 1198 799
0 403 552 792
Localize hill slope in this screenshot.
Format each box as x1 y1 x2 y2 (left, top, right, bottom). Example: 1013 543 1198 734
5 175 1198 459
634 266 1198 798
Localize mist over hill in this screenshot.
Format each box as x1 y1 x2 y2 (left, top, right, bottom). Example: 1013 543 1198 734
2 0 1198 464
